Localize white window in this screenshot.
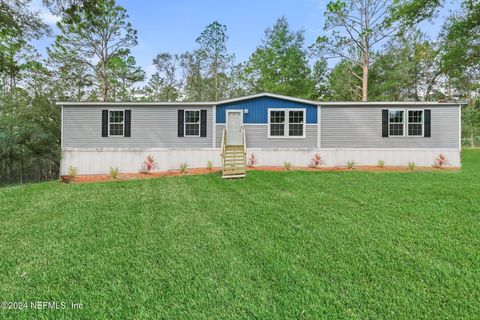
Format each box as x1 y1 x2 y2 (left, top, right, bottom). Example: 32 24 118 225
289 110 304 136
408 110 423 136
388 109 424 137
109 110 124 136
270 110 285 136
268 109 305 138
185 110 200 136
388 110 404 136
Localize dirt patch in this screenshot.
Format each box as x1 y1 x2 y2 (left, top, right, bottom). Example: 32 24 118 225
63 168 222 184
61 165 459 184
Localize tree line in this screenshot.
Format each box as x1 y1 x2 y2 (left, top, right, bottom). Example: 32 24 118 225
1 0 479 184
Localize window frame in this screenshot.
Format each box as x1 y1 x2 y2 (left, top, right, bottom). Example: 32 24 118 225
388 109 405 137
184 109 201 137
268 109 286 138
267 108 306 139
387 108 425 137
406 109 424 137
108 109 125 137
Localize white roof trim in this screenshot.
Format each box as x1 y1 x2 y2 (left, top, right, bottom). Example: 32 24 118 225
55 92 466 107
55 93 318 106
319 101 465 106
55 101 214 106
215 92 319 105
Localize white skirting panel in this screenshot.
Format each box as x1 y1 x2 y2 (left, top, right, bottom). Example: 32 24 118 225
247 149 460 168
60 148 461 175
61 149 223 175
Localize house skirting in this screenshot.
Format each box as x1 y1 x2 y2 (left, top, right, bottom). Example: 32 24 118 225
60 148 461 175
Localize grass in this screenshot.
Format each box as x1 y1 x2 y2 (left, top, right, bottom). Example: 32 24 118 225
0 150 479 319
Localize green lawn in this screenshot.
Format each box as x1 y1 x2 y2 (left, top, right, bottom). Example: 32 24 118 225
1 150 479 319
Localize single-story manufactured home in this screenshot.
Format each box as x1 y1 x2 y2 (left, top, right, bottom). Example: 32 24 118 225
57 93 462 177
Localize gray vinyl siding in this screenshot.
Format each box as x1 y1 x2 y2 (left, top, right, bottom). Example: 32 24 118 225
216 124 317 148
63 106 212 148
320 105 459 149
63 103 460 150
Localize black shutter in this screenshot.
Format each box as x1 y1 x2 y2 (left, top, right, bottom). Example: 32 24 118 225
200 110 207 137
124 110 131 137
178 109 184 137
382 109 389 137
102 110 108 137
424 109 431 137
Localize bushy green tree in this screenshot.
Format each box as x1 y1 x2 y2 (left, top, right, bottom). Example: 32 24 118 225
327 60 362 101
0 1 60 184
369 30 443 101
462 99 480 147
441 1 479 77
196 21 233 101
107 52 145 101
180 50 210 101
312 58 330 100
243 17 316 99
312 0 399 101
143 53 181 101
441 1 480 146
48 0 140 101
48 44 95 101
391 0 444 25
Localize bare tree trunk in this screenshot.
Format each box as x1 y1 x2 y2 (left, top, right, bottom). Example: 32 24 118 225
425 71 441 100
102 73 108 102
8 119 15 183
102 41 109 102
215 72 218 101
471 127 475 148
214 60 218 101
8 145 13 183
361 41 369 101
20 159 23 184
362 5 369 102
362 59 368 101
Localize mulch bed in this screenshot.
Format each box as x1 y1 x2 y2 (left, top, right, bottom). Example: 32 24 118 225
61 165 459 184
61 168 222 184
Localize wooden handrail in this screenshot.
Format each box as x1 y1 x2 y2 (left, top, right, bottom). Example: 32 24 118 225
243 128 246 155
221 128 226 166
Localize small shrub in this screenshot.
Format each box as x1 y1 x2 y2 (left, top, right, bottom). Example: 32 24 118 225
109 166 119 179
283 161 291 170
248 153 258 167
179 163 188 173
309 153 325 168
377 160 385 168
143 155 157 173
434 153 449 167
68 166 78 178
207 160 213 170
408 162 416 171
346 161 355 169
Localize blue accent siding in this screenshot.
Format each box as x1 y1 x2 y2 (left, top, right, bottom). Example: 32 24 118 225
216 96 317 124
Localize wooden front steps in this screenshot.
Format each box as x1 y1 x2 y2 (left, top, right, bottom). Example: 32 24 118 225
221 129 247 178
222 145 246 178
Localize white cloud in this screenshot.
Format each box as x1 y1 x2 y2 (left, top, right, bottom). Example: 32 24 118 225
305 0 327 9
144 64 157 77
40 11 61 25
30 0 60 26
